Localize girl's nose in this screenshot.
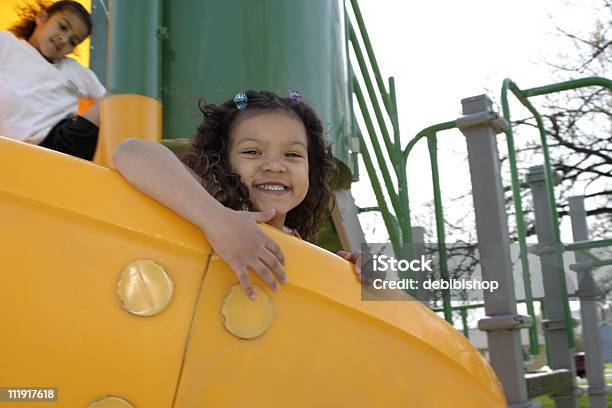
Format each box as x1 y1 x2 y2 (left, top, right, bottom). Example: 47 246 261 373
261 157 286 172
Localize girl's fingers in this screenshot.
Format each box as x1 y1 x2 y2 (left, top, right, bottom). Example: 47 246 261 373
252 260 281 292
336 250 350 259
234 264 256 300
265 240 286 267
259 248 287 285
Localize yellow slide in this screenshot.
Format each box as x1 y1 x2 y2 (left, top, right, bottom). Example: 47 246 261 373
0 135 506 407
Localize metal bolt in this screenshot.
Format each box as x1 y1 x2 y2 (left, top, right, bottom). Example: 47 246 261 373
221 285 274 339
88 396 134 408
116 259 174 317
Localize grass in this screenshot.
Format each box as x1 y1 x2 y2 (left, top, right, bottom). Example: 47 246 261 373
534 364 611 407
534 393 612 407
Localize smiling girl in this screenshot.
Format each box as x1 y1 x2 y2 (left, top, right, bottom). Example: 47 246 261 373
114 90 364 299
0 1 105 160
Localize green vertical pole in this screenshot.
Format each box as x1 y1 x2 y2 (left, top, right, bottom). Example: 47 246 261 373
427 134 452 323
108 0 162 98
541 300 551 367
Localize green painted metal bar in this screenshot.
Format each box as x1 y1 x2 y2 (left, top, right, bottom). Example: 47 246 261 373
389 77 400 147
358 206 382 212
522 77 612 97
348 24 399 165
501 79 550 354
461 308 469 339
564 238 612 252
108 0 162 98
432 303 485 312
427 134 452 323
352 79 403 255
541 300 551 366
348 0 393 115
389 77 412 250
503 78 591 348
352 78 402 239
399 121 456 255
431 297 545 313
403 121 457 161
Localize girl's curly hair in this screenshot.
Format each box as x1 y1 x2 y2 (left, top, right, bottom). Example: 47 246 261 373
182 90 337 242
9 0 92 40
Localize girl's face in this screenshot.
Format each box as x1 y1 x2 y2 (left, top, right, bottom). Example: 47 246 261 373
29 10 88 61
228 110 309 229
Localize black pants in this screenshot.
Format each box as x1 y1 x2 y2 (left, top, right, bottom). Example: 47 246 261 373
40 116 99 161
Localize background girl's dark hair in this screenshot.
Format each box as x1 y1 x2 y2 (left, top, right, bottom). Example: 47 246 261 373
182 90 338 242
9 0 92 40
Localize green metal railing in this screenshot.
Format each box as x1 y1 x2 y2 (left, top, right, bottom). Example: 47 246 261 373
348 0 461 321
347 0 409 260
346 0 610 350
501 76 612 348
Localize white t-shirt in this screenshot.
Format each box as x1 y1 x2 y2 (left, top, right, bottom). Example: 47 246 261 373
0 30 106 144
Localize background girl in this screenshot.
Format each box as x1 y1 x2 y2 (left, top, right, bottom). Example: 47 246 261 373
115 90 350 299
0 0 105 160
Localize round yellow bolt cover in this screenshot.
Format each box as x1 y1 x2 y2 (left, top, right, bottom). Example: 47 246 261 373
221 285 274 339
88 396 134 408
116 259 174 317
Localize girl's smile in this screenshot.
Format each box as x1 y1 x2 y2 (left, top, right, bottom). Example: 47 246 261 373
228 110 309 230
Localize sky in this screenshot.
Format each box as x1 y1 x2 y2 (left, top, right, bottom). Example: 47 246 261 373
348 0 605 243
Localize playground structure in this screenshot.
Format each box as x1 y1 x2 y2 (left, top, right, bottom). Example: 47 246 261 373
345 2 612 407
0 0 610 407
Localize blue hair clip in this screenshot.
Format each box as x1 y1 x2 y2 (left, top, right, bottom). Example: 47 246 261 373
234 92 248 111
288 89 301 102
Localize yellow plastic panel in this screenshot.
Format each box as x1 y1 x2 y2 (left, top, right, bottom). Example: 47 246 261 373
173 229 506 407
0 0 91 67
94 94 162 168
0 136 505 407
0 136 210 407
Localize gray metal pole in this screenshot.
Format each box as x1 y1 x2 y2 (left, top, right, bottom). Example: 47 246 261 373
526 165 578 408
568 196 607 408
458 95 533 408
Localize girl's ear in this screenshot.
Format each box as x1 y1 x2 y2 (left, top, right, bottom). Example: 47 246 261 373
35 10 48 26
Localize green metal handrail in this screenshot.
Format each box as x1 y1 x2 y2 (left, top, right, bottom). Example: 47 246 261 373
500 79 541 353
347 0 413 260
346 0 610 342
348 0 393 115
500 76 612 348
564 238 612 252
352 78 403 255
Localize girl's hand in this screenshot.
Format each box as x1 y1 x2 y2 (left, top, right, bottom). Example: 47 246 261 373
114 139 287 301
336 250 362 280
203 207 287 300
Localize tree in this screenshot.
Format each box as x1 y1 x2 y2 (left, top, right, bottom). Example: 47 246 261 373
509 0 611 239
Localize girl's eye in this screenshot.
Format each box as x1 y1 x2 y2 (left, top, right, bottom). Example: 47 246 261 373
243 150 259 155
59 23 66 30
287 152 303 158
